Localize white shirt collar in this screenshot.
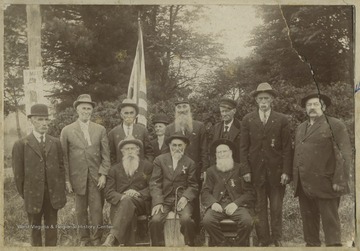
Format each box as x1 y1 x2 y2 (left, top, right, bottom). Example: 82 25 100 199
223 119 234 130
259 109 271 118
33 130 46 143
78 119 90 128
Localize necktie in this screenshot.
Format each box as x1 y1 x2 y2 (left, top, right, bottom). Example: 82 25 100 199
223 125 229 139
224 125 229 132
127 126 131 136
40 135 45 153
263 113 267 125
81 125 92 146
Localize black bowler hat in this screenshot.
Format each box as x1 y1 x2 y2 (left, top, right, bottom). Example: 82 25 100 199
210 138 236 157
165 132 190 146
219 98 237 109
301 91 331 108
27 104 49 118
152 113 169 125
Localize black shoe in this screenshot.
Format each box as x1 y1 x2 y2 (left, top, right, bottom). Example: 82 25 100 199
274 240 283 247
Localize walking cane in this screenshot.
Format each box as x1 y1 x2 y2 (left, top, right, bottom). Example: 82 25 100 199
173 186 184 246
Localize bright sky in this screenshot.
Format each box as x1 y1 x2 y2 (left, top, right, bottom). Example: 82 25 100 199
194 5 263 59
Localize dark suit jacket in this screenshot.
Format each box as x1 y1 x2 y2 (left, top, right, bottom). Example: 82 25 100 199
150 138 168 158
108 123 154 164
60 120 110 195
165 120 209 176
104 160 153 213
201 163 255 210
208 119 241 164
12 133 66 214
293 115 352 199
150 153 198 206
240 110 293 186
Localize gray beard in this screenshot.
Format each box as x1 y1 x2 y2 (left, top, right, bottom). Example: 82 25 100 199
216 158 234 172
175 112 193 133
171 150 184 161
122 154 140 177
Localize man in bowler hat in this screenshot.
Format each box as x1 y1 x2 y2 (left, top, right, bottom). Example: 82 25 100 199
293 91 352 247
149 132 198 246
60 94 110 246
150 113 169 158
12 104 66 246
239 82 292 246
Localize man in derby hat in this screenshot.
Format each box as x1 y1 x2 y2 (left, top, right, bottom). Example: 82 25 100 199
202 139 255 246
208 97 241 165
164 97 209 232
239 82 292 246
108 98 154 164
102 136 153 246
150 113 170 158
293 91 352 247
60 94 110 246
12 104 66 246
149 132 198 246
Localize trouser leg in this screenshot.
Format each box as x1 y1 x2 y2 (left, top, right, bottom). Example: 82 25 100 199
43 187 58 246
318 197 342 246
254 184 271 245
27 210 43 246
230 207 254 246
298 184 321 247
268 184 285 242
178 203 195 246
202 209 227 246
75 181 90 243
87 176 104 242
149 205 171 246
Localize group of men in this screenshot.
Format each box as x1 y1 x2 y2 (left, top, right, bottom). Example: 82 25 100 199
12 82 352 247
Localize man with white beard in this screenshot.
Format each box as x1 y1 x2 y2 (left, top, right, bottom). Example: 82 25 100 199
164 97 209 231
202 139 255 246
149 132 198 246
103 136 153 246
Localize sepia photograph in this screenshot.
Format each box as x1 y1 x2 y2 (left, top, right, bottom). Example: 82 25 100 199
2 1 358 249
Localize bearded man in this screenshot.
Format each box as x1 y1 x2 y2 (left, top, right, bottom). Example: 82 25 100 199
149 133 198 246
103 136 153 246
202 139 255 246
164 97 209 231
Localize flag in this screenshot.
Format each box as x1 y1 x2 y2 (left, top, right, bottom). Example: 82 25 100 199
127 18 147 126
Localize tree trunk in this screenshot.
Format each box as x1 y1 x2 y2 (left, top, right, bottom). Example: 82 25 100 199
15 108 22 139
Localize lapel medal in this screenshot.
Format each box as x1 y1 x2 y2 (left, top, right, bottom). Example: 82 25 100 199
182 165 188 174
230 179 235 187
271 139 275 148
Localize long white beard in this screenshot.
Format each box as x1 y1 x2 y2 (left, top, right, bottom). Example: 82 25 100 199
171 150 184 161
175 112 193 133
216 158 234 172
122 154 140 177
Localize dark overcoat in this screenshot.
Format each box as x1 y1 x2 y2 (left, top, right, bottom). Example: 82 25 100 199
149 153 198 206
293 115 352 198
201 163 256 211
150 138 168 159
208 119 241 164
239 110 293 186
108 123 154 164
12 133 66 214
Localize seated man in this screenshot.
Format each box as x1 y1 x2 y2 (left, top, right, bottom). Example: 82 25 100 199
102 136 153 246
202 139 255 246
149 132 199 246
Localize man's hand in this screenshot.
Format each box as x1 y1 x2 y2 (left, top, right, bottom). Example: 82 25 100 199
124 189 140 198
65 181 73 193
211 203 223 213
151 204 164 216
97 175 106 190
176 197 188 211
280 173 290 185
243 173 251 183
224 202 238 216
333 184 345 192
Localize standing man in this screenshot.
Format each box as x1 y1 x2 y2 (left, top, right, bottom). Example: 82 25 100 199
149 133 198 246
240 83 292 246
202 139 255 246
103 137 153 246
12 104 66 246
108 99 154 164
293 91 352 247
208 98 241 165
150 113 169 158
60 94 110 246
